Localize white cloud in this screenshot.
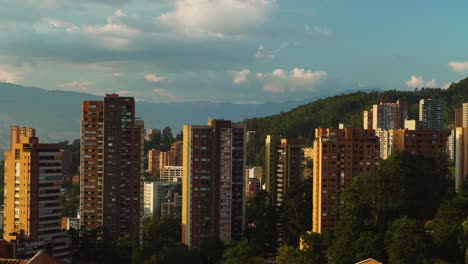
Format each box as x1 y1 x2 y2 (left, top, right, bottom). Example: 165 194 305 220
404 75 437 88
44 18 79 32
233 69 250 85
448 61 468 73
304 24 332 37
255 72 265 79
258 68 327 93
0 70 19 83
153 88 178 101
85 9 139 37
60 80 92 91
158 0 277 37
145 73 167 83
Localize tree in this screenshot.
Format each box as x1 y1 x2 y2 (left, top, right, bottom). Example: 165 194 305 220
300 232 327 264
431 192 468 263
280 178 312 245
276 245 303 264
385 217 431 264
245 190 278 254
221 241 262 264
142 215 181 259
199 236 225 264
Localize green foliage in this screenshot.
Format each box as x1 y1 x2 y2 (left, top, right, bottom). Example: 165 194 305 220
276 232 326 264
385 217 431 264
244 80 468 164
280 178 312 245
199 236 225 264
221 241 262 264
60 183 79 217
143 215 181 256
276 245 303 264
245 190 278 254
431 193 468 263
330 152 451 263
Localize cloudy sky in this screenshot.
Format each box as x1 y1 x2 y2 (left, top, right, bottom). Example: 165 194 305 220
1 0 468 103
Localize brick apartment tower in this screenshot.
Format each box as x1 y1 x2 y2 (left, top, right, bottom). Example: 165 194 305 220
455 127 468 191
4 127 70 261
148 149 161 175
265 136 303 244
182 119 246 248
312 128 380 233
169 141 183 166
80 94 144 239
265 136 304 207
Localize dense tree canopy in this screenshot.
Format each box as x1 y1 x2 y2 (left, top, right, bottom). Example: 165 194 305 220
328 151 458 263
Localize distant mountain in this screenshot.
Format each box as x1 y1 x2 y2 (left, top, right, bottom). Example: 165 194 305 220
0 82 310 152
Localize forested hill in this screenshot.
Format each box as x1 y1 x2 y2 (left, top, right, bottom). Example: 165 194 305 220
244 77 468 164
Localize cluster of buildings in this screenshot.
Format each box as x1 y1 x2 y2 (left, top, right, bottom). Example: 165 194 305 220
2 93 468 263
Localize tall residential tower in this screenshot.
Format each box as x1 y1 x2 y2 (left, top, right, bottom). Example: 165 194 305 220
182 119 246 248
4 127 70 262
80 94 144 239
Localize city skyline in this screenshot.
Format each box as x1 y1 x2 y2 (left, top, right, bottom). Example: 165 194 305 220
1 1 468 103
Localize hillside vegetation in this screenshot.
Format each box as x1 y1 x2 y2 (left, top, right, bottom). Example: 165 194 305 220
244 77 468 165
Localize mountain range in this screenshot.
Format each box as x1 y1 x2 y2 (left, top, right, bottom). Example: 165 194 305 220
0 82 311 152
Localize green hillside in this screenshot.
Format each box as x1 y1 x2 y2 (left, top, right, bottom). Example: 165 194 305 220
244 77 468 165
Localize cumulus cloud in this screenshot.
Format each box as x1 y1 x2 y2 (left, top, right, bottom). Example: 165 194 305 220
145 74 167 83
35 18 79 33
158 0 277 37
153 88 178 101
257 68 327 93
84 9 140 41
233 69 251 85
448 61 468 73
405 75 438 88
60 80 92 91
304 24 332 37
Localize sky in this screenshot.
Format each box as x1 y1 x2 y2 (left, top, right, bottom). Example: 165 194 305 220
1 0 468 103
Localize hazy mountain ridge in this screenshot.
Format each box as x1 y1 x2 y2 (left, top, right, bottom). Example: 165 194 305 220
0 82 309 151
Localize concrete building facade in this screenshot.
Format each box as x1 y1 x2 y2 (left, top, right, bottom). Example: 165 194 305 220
419 98 444 130
79 94 144 239
3 127 70 262
312 128 380 233
455 127 468 191
182 119 246 248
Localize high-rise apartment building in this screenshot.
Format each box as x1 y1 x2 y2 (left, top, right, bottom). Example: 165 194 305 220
363 100 408 130
312 128 380 233
265 136 303 207
148 148 161 175
169 141 183 166
4 127 70 262
419 99 444 130
80 94 144 239
455 127 468 191
455 103 468 128
182 119 246 248
377 129 447 160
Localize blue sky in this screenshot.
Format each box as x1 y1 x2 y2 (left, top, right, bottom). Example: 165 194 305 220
1 0 468 103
